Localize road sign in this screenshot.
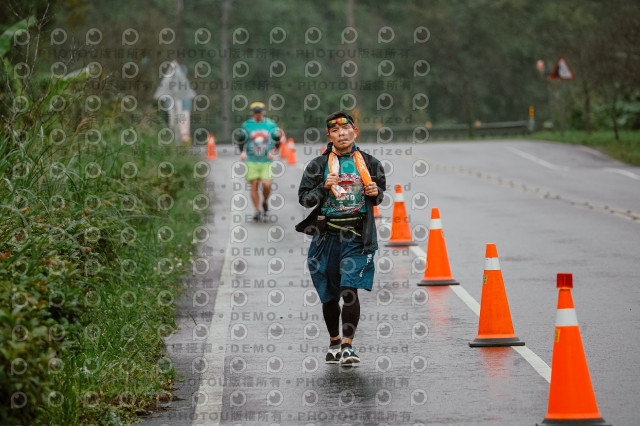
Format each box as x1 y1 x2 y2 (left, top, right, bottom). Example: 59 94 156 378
549 55 574 81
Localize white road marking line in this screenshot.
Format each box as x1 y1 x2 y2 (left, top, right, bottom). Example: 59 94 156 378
409 245 551 383
577 145 609 159
409 244 426 262
603 168 640 180
512 346 552 383
192 199 236 426
431 162 640 223
450 285 481 317
506 146 565 170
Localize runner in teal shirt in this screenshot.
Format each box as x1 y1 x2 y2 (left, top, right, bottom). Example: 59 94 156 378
241 115 279 163
238 102 281 222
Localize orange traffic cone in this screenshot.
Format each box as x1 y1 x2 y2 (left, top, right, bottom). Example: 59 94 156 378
537 273 610 425
206 132 217 160
469 244 524 347
386 185 416 247
417 207 459 285
286 138 297 165
373 204 381 219
279 132 288 158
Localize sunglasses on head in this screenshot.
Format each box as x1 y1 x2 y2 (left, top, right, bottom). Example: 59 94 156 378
327 117 353 128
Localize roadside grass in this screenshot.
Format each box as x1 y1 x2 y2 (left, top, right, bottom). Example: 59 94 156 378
1 120 204 424
526 130 640 166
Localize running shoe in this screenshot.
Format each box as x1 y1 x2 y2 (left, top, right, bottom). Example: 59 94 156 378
340 347 360 366
325 347 342 364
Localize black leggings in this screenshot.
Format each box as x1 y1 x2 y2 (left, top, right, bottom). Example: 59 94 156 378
322 287 360 339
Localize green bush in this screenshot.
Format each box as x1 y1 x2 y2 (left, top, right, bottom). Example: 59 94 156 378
1 20 204 425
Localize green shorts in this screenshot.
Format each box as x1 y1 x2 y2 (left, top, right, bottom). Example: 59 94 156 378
245 161 273 182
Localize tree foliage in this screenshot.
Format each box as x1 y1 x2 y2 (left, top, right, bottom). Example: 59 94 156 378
2 0 636 141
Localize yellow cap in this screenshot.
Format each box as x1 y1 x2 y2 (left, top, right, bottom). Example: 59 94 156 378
250 102 265 112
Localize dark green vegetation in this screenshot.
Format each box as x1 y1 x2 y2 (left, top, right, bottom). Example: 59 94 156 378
4 0 636 141
1 16 204 426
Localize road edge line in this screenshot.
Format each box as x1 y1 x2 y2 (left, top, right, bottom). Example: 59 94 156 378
408 245 551 383
191 202 235 425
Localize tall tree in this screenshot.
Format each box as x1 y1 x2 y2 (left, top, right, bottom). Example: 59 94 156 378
220 0 231 141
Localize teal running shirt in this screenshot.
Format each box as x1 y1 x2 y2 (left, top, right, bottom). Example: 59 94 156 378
241 117 279 163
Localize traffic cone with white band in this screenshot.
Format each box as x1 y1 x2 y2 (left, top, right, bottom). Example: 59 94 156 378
469 244 524 347
278 130 287 157
386 185 416 247
538 273 610 425
280 136 288 158
206 132 217 160
286 138 297 165
417 207 459 285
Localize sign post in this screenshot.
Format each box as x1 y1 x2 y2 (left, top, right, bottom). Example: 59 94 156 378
528 106 535 132
548 56 575 136
154 60 197 145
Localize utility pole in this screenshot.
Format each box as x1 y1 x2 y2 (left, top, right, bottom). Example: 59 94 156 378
221 0 232 143
346 0 359 123
175 0 185 54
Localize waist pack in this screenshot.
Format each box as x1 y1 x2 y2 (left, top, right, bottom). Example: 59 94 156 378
326 215 364 236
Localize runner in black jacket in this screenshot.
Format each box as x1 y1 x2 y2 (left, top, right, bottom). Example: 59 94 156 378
295 111 386 366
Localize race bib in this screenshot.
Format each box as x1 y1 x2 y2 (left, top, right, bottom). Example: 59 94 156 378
324 173 365 215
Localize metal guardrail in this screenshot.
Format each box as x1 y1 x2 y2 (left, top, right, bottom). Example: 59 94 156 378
357 120 532 142
280 120 531 144
204 120 532 145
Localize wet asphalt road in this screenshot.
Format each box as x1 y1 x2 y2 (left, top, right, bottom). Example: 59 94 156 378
139 140 640 426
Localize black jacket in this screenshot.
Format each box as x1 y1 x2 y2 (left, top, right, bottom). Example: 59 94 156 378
295 143 386 252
